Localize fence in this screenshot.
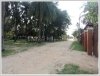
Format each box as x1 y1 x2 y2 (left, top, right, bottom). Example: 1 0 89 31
93 25 98 57
80 25 98 57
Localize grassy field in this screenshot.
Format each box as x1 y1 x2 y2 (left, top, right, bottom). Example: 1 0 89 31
70 41 84 51
56 64 93 74
2 39 46 57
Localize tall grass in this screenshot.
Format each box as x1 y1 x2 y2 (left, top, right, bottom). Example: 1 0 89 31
70 41 84 51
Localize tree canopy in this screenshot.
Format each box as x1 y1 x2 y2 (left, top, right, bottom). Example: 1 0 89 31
72 30 78 38
2 1 71 42
82 2 98 25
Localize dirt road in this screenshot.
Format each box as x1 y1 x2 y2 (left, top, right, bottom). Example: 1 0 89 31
2 41 98 74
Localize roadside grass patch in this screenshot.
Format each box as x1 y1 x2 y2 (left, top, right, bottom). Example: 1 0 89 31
3 39 66 57
2 39 46 57
2 49 17 57
56 64 93 74
70 41 84 51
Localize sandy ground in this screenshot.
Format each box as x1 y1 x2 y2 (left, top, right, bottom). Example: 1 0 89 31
2 41 98 74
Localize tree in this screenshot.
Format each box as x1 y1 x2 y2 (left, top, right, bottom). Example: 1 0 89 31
2 2 11 51
2 2 6 51
20 2 31 37
13 2 22 41
50 10 71 40
30 2 58 42
72 30 78 38
82 2 98 25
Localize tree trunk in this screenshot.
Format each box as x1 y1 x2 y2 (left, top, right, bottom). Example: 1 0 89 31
14 19 17 42
2 2 5 51
53 35 54 42
38 3 42 42
42 29 45 41
38 22 41 42
44 26 47 41
14 3 18 42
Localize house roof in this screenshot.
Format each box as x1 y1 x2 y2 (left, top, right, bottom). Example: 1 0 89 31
84 22 93 30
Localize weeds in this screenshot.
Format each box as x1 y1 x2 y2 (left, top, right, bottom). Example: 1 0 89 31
56 64 93 74
70 41 84 51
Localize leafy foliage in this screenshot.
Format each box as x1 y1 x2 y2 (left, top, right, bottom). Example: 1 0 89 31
82 2 98 25
72 30 78 38
70 41 84 51
2 2 71 42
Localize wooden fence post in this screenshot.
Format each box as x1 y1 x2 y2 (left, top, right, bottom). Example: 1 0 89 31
87 28 93 56
83 30 87 51
82 32 84 47
93 25 98 57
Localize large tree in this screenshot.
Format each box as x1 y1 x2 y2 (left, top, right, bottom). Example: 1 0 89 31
82 2 98 25
30 2 58 42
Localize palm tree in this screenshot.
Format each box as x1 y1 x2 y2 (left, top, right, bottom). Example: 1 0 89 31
30 2 57 42
50 10 71 40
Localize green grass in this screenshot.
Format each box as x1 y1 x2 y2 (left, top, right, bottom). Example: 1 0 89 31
2 39 67 57
2 49 17 57
3 39 66 57
70 41 84 51
56 64 93 74
2 39 46 57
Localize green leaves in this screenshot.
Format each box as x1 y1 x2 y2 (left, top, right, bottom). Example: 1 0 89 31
72 30 78 38
57 64 92 74
3 2 71 41
82 2 98 25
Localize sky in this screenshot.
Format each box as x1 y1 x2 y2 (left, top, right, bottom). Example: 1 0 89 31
57 1 87 36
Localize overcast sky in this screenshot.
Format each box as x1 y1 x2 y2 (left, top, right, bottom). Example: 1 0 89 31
57 1 87 36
